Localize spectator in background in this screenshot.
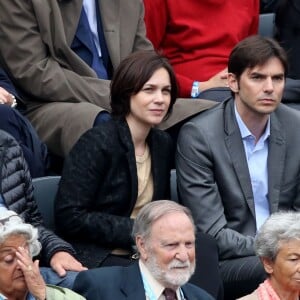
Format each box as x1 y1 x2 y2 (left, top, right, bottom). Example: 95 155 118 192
144 0 259 101
73 200 214 300
0 0 152 158
0 0 223 157
273 0 300 106
0 129 87 289
176 36 300 299
0 68 48 178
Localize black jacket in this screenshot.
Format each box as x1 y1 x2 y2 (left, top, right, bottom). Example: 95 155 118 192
0 130 75 265
55 119 173 267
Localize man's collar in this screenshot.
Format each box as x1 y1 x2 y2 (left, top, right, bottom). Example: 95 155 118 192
139 260 181 299
234 103 270 141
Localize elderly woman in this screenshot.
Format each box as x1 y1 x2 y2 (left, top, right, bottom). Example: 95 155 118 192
238 211 300 300
0 210 85 300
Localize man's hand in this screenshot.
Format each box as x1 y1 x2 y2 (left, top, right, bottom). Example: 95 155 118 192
200 68 229 91
50 251 88 277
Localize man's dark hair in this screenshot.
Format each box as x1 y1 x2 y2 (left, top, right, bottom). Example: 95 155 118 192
228 35 288 80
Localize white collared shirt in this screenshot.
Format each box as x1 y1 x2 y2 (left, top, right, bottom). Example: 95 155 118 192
234 104 271 231
139 260 182 300
82 0 102 57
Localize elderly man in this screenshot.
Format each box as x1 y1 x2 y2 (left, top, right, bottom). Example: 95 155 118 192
73 200 214 299
176 35 300 299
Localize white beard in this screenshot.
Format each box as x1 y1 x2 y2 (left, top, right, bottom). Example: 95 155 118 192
145 253 195 288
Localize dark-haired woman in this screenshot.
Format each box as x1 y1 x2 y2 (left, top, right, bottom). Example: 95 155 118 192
55 50 176 268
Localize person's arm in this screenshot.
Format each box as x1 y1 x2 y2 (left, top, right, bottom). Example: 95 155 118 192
0 0 110 108
176 121 255 259
55 127 134 249
249 0 260 35
21 153 84 271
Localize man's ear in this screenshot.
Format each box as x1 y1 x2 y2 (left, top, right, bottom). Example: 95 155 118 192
228 73 239 93
136 236 149 261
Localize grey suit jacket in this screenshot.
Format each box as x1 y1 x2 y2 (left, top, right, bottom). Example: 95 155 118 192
176 98 300 260
73 262 214 300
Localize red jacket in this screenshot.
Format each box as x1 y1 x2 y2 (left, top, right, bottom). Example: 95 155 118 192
144 0 259 97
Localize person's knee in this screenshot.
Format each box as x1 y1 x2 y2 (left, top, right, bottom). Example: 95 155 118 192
0 105 17 126
40 267 79 289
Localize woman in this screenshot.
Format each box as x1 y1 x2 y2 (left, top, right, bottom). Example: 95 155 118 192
55 50 177 268
0 210 85 300
238 211 300 300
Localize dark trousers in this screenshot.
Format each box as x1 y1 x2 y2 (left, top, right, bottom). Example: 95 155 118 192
220 255 267 300
0 105 48 177
190 232 224 300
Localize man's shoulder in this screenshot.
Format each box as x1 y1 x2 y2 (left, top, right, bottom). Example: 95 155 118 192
275 103 300 123
189 101 226 125
182 283 215 300
179 100 228 139
76 264 136 283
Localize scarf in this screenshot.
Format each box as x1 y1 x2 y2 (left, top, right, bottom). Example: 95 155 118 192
257 279 281 300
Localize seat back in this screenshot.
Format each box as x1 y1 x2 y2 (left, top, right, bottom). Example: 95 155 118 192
259 13 275 37
32 176 61 231
170 169 178 202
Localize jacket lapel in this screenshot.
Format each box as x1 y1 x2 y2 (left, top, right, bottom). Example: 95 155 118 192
224 100 256 217
120 263 146 299
57 0 83 46
98 0 120 69
267 112 285 212
116 119 138 212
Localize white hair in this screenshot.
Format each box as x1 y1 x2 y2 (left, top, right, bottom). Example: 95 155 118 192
0 210 41 257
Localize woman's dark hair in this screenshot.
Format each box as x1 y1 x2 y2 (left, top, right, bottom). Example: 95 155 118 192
110 50 178 118
228 35 288 81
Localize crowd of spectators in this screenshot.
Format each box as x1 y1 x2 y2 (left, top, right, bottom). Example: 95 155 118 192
0 0 299 299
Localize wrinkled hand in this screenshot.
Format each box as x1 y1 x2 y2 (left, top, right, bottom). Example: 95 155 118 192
16 247 46 300
201 68 229 91
0 87 16 106
50 251 87 277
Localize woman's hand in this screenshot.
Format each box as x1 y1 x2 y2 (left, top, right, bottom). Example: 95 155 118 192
16 246 46 300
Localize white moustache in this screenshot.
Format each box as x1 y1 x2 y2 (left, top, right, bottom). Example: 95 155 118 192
168 260 190 270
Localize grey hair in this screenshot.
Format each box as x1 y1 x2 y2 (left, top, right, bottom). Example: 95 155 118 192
132 200 195 242
0 211 41 257
254 211 300 261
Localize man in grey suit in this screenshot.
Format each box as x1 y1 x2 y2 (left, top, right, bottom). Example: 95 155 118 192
176 35 300 299
73 200 214 300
